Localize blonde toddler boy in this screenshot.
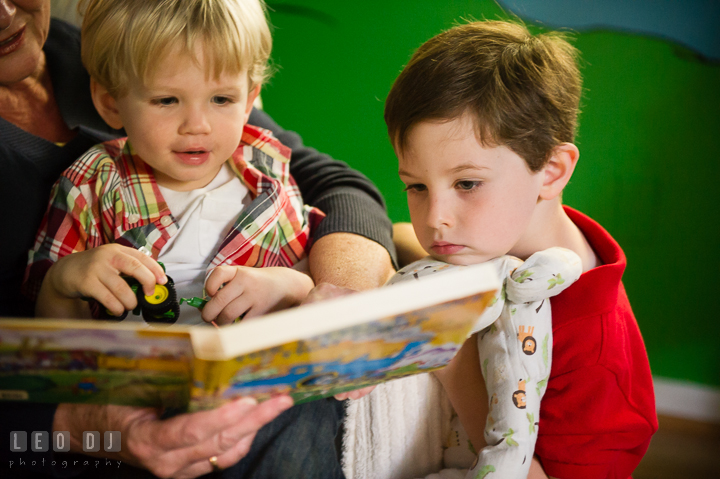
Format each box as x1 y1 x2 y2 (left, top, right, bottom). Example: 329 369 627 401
24 0 322 324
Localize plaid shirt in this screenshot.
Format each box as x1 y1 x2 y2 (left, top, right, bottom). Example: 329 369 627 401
24 124 325 300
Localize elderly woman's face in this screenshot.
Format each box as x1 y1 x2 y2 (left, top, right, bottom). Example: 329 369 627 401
0 0 51 86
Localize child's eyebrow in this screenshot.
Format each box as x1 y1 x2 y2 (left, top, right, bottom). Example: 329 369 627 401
450 163 490 174
398 163 489 178
141 84 243 95
140 84 174 95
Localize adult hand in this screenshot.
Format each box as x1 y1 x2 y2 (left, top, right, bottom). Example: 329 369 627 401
301 282 357 304
54 395 294 479
36 244 167 318
334 386 376 401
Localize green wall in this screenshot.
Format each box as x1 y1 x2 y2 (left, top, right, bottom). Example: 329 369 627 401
261 1 720 387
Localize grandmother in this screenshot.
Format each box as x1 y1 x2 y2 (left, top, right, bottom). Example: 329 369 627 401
0 1 396 477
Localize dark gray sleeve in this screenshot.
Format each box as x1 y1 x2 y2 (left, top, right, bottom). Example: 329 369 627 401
249 108 397 267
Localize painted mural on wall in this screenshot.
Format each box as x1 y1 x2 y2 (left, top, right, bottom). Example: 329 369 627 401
498 0 719 63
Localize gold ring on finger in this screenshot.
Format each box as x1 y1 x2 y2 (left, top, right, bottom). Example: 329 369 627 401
208 455 222 472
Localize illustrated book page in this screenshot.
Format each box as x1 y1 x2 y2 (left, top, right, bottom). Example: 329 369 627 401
0 263 499 410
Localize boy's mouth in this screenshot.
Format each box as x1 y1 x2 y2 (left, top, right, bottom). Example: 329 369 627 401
174 149 210 165
431 241 464 255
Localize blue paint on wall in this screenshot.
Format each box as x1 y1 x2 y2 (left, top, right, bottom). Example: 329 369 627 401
499 0 720 62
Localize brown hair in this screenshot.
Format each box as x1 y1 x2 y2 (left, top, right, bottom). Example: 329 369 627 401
385 20 581 171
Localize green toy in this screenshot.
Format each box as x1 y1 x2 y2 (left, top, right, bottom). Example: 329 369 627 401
92 262 180 324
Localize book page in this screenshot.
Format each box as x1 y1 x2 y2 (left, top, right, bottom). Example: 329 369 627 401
190 262 499 360
189 264 499 409
0 320 194 408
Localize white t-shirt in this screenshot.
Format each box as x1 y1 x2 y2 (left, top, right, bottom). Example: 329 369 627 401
137 164 249 325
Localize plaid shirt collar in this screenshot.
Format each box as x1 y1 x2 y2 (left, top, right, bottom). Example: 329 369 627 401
111 124 293 236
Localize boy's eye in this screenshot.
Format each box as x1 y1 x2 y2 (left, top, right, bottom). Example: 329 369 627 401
152 97 178 106
212 96 234 105
455 180 481 191
403 184 427 193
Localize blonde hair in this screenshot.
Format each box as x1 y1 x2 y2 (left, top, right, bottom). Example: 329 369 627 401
80 0 272 97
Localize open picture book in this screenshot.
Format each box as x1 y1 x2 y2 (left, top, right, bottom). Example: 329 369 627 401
0 263 499 411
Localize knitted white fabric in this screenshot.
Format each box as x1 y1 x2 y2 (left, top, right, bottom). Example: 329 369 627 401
342 373 453 479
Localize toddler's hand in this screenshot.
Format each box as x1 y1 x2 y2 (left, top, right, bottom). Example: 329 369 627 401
39 244 166 317
202 266 315 325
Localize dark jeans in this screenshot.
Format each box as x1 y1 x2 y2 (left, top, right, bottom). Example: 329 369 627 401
219 398 346 479
9 399 346 479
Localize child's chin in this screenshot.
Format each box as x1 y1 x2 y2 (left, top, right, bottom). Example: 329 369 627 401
429 253 463 265
436 253 493 266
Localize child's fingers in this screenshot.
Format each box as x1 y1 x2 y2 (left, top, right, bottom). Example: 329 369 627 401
241 303 270 321
204 290 250 325
92 277 135 316
217 297 252 325
131 249 167 285
91 289 125 316
112 248 166 296
202 268 243 322
105 273 139 308
204 266 239 296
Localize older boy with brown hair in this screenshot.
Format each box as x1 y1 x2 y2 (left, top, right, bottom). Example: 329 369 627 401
385 20 658 478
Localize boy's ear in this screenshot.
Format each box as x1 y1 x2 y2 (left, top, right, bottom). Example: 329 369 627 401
539 143 579 201
90 79 124 130
244 84 261 119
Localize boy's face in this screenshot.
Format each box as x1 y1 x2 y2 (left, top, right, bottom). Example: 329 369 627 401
398 115 544 265
113 44 258 191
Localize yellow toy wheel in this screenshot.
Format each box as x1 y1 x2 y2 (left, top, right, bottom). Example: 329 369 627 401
144 284 169 305
138 276 180 325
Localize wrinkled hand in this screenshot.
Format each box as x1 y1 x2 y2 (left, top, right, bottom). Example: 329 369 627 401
38 244 166 317
56 396 294 479
123 396 293 478
202 266 315 325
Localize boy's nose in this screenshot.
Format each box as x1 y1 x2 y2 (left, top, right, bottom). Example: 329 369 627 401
179 107 211 135
425 194 453 229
